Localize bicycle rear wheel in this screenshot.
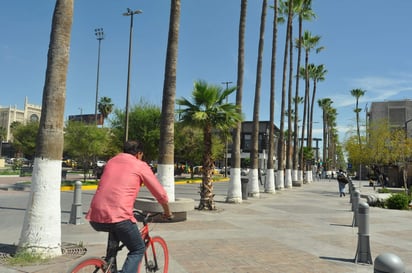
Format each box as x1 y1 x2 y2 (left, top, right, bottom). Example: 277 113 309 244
68 256 109 273
140 236 169 273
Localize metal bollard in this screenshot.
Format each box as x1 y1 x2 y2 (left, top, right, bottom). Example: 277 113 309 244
350 185 357 207
354 202 372 264
374 253 405 273
69 181 83 225
352 190 360 227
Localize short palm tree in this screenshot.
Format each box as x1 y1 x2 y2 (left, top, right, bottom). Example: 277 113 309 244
177 80 242 210
98 96 114 127
350 88 366 146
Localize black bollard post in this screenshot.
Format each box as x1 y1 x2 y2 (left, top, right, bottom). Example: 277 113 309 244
69 181 83 225
354 202 372 264
374 253 405 273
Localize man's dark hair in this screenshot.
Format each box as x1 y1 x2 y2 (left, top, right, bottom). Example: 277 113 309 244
123 140 144 155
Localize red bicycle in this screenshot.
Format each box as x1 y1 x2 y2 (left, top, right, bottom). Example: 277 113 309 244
68 211 169 273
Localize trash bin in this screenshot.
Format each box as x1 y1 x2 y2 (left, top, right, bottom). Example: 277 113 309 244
241 177 248 200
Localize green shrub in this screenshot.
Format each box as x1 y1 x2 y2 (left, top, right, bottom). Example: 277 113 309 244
378 188 391 193
385 193 410 210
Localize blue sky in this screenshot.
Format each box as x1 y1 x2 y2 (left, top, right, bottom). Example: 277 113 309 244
1 1 412 144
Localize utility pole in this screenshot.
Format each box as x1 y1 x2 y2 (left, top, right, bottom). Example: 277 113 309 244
222 81 233 177
94 28 104 126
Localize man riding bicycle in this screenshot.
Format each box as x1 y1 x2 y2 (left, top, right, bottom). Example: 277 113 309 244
86 140 172 273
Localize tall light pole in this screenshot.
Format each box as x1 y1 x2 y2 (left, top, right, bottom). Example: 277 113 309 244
94 28 104 126
123 8 142 143
222 81 232 177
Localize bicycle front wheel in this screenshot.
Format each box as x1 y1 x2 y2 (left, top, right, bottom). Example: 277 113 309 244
68 256 108 273
140 236 169 273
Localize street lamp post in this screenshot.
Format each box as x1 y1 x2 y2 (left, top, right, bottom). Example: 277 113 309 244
123 8 142 142
222 81 232 177
94 28 104 126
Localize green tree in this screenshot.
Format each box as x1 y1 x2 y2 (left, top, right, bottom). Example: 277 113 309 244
10 121 39 160
177 80 242 210
174 124 225 178
19 0 73 258
98 96 114 127
64 121 111 181
111 100 161 163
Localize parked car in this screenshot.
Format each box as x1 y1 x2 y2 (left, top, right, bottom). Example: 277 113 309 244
96 160 106 167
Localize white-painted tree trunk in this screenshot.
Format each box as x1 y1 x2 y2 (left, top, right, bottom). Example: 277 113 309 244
298 170 304 184
226 168 242 203
284 168 292 188
276 169 285 190
305 170 312 183
247 168 260 197
264 168 276 194
157 164 175 202
292 169 302 187
19 158 62 258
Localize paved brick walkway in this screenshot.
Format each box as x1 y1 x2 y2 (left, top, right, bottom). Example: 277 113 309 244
1 178 411 272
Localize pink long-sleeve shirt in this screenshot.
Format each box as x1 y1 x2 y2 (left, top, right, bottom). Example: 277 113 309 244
86 153 168 223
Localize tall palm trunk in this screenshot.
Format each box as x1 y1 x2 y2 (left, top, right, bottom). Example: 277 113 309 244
300 50 309 181
158 0 181 202
266 0 278 194
277 0 293 190
199 125 215 210
285 17 293 189
19 0 73 258
293 15 303 186
249 0 267 198
227 0 247 203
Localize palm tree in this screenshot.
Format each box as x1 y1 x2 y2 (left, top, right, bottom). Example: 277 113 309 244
317 98 333 171
350 88 366 146
227 0 247 203
308 64 327 147
98 96 114 127
299 30 322 181
276 0 293 190
18 0 73 258
293 0 315 185
177 80 242 210
158 0 181 201
249 0 267 198
266 0 279 194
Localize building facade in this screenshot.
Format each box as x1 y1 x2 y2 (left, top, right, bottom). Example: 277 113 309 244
367 99 412 187
0 97 41 142
368 99 412 137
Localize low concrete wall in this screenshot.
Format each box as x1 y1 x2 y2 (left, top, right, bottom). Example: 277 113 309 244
134 197 195 222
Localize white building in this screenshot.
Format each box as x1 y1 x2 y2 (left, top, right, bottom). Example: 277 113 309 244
0 97 41 142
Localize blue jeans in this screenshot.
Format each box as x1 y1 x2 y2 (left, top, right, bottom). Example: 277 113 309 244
338 181 346 197
90 220 145 273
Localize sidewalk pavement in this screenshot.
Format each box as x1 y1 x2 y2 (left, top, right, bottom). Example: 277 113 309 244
1 178 411 273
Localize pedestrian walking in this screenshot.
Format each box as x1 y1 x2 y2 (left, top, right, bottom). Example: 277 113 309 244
337 169 349 197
